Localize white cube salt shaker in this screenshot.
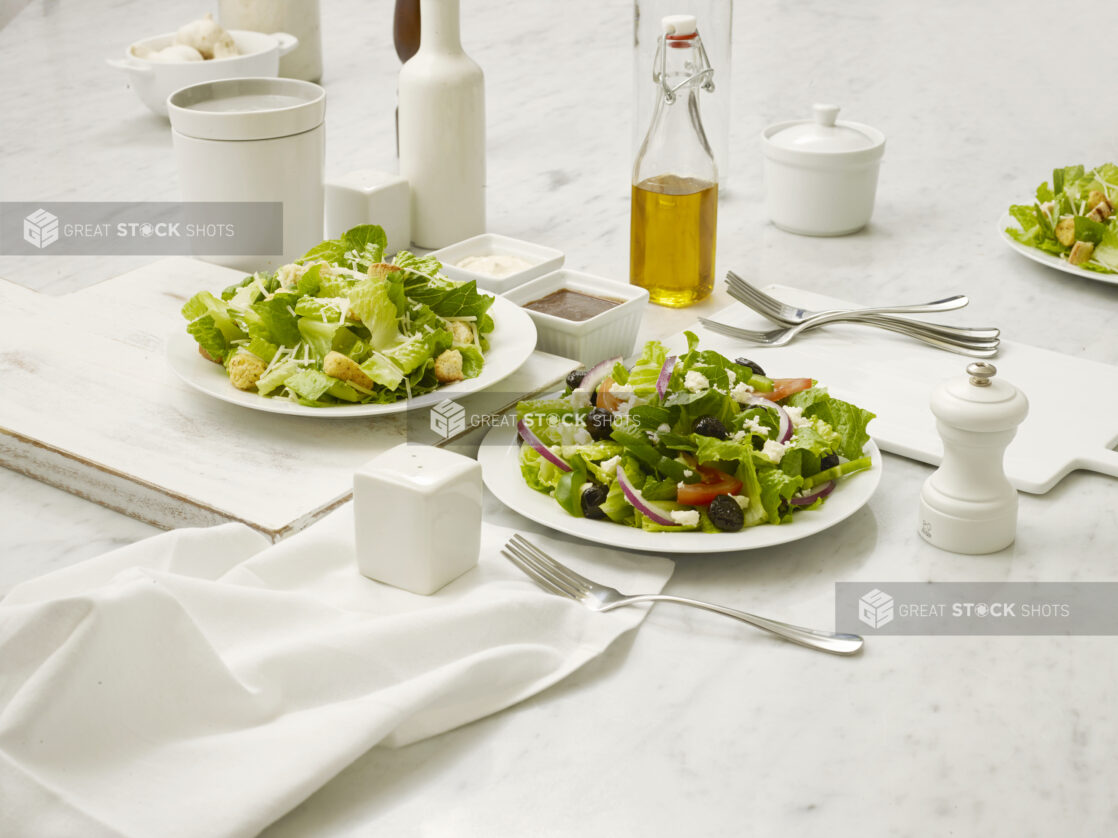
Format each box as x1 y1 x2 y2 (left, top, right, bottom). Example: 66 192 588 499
354 443 482 594
325 169 411 255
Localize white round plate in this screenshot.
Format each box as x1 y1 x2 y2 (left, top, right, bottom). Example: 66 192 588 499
167 294 537 417
998 212 1118 286
478 423 882 554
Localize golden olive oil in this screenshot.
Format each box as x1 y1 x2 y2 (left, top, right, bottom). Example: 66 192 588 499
630 174 717 307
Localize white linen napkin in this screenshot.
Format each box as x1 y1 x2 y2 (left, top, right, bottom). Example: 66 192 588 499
0 506 673 838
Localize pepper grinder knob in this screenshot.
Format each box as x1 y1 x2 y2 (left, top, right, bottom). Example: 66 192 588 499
918 362 1029 554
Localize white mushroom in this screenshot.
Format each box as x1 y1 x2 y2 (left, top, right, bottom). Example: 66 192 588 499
138 43 205 62
175 13 238 60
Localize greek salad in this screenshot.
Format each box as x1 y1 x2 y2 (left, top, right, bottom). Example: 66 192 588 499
515 334 875 533
1006 163 1118 274
181 225 495 406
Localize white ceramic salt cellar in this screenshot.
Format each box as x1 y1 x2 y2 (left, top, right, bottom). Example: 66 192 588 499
354 443 482 594
919 362 1029 555
324 169 411 255
762 103 885 236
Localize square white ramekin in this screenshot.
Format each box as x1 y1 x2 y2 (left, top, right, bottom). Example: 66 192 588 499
503 269 649 366
429 233 565 294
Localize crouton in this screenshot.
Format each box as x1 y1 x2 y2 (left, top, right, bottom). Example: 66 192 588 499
434 349 464 383
367 262 398 280
323 351 374 390
227 351 267 390
1088 190 1110 211
1055 217 1076 247
1069 240 1095 266
198 345 221 364
448 320 474 345
1087 205 1109 224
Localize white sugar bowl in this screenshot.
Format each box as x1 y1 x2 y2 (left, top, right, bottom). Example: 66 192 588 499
761 104 885 236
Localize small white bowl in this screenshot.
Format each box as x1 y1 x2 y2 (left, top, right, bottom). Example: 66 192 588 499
503 269 648 366
429 233 564 294
762 103 885 236
107 30 298 118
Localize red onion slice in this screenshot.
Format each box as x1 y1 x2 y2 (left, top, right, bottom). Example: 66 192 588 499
746 395 792 443
655 355 677 400
789 480 835 506
517 419 571 472
616 465 677 526
579 355 623 398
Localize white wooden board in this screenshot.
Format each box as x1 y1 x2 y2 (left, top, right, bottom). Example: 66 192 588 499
687 286 1118 494
0 258 577 538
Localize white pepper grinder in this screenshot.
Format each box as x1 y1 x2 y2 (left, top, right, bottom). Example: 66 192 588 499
918 362 1029 554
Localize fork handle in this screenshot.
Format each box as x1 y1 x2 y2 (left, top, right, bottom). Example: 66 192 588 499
850 314 999 341
617 594 863 655
826 317 1000 357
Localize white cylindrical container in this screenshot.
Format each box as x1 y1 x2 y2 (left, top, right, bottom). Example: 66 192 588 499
762 104 885 237
919 362 1029 555
168 77 325 273
398 0 486 249
219 0 323 82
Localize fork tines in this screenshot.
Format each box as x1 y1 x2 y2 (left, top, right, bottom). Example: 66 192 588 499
502 534 591 600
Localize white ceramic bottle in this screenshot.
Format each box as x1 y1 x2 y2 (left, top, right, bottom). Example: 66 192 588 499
398 0 486 249
918 362 1029 554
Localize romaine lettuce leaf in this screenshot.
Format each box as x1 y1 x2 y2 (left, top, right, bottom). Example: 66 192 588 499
250 294 302 347
349 276 402 350
186 315 227 361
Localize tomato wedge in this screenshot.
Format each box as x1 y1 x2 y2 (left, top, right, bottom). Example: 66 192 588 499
596 376 625 411
753 377 812 402
676 466 742 505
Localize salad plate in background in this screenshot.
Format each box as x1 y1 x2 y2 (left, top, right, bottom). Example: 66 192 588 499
168 225 537 416
1001 163 1118 286
478 337 882 554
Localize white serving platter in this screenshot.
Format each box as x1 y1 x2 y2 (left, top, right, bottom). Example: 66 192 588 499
0 258 577 539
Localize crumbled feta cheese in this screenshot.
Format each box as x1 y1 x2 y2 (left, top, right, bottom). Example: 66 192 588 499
682 468 693 477
610 383 635 400
740 415 769 437
569 388 592 409
761 439 786 463
730 381 755 404
684 371 709 393
556 423 579 446
657 423 671 433
599 455 621 475
727 369 737 386
730 494 749 510
670 509 700 527
783 405 808 428
573 427 592 445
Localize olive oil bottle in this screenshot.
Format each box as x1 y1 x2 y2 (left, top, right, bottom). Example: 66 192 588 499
630 14 718 308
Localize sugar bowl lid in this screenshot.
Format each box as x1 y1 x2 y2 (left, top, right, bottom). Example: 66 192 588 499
763 104 885 166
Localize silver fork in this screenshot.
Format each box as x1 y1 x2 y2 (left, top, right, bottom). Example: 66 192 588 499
502 534 863 656
726 271 1001 342
698 314 999 356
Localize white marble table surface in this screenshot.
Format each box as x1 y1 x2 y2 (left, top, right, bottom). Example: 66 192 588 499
3 0 1118 835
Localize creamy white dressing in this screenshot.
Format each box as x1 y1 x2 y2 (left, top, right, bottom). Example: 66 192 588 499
456 253 533 278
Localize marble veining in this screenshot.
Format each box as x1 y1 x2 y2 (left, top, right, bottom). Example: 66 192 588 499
2 0 1118 835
